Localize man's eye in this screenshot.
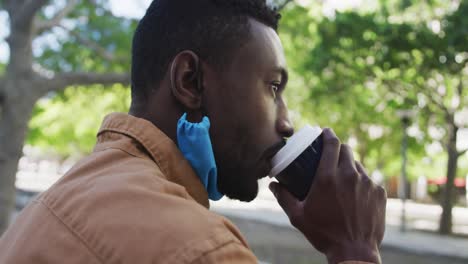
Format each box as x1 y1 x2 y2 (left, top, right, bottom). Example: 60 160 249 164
270 83 280 99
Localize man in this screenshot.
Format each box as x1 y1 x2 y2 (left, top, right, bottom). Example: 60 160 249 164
0 0 386 263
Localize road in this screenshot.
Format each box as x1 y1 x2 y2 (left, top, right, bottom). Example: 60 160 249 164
226 215 467 264
213 178 468 235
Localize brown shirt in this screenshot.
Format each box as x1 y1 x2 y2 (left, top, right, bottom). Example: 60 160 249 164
0 113 373 264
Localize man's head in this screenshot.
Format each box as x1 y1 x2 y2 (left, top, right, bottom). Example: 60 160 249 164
131 0 294 202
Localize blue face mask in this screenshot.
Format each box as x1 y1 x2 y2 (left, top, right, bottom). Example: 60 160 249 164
176 113 224 201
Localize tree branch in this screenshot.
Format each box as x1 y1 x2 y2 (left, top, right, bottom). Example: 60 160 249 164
34 0 79 35
70 31 117 62
416 84 452 119
14 0 49 28
3 0 21 16
459 148 468 157
58 25 124 62
0 76 5 116
6 0 48 34
457 78 464 110
47 72 130 92
381 79 418 105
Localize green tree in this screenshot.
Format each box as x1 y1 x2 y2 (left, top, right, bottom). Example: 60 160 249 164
28 85 130 156
279 3 416 177
282 0 467 234
0 0 134 233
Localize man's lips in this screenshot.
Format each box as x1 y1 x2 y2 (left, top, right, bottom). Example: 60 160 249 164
263 140 287 160
257 140 287 179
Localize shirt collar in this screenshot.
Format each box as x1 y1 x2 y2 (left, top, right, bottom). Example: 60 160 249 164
96 112 210 208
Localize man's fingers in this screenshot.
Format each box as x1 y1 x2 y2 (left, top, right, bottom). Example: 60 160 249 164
355 161 367 175
338 145 361 184
338 144 357 170
355 161 375 186
269 182 303 228
315 128 340 186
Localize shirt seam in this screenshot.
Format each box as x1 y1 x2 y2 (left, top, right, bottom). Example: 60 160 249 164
92 147 171 186
98 127 168 175
188 240 246 264
94 146 145 160
34 199 105 264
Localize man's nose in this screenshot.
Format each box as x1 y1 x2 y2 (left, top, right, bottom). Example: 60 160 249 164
276 110 294 138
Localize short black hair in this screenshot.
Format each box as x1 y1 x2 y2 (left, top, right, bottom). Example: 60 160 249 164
131 0 281 102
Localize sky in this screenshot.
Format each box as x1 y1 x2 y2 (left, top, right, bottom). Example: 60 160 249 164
109 0 151 18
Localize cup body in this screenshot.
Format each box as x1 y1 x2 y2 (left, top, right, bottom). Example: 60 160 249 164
269 125 323 200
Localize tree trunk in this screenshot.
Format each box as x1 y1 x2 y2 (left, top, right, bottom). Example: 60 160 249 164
439 121 459 235
0 77 37 234
0 0 39 234
0 0 130 234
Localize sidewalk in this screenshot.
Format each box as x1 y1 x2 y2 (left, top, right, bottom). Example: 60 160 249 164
211 179 468 260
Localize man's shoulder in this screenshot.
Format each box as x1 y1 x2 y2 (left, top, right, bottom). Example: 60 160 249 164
39 147 210 234
6 183 246 264
30 150 246 263
38 183 244 263
43 145 189 205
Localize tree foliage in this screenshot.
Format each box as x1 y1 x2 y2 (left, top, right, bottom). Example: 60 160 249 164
278 0 468 234
28 85 130 156
23 0 137 156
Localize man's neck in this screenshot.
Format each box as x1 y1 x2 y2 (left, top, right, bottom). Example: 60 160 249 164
130 104 181 144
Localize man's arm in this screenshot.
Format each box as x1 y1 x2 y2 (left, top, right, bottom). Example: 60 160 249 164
270 128 386 264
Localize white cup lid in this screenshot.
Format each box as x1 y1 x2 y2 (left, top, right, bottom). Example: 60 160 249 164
269 125 322 178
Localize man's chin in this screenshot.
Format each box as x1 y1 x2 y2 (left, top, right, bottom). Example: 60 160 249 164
223 191 257 202
219 178 259 202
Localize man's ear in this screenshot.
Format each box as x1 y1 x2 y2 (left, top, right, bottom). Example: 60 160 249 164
170 50 203 111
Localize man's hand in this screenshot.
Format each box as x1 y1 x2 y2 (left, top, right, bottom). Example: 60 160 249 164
269 128 386 264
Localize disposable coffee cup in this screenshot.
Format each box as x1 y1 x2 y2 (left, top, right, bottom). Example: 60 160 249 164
269 125 323 200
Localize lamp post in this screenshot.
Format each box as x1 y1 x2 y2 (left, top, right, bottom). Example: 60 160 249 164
396 109 414 233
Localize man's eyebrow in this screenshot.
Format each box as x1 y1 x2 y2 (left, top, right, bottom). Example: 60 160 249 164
272 66 289 85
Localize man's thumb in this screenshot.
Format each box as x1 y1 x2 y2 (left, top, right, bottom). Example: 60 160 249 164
269 182 303 227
